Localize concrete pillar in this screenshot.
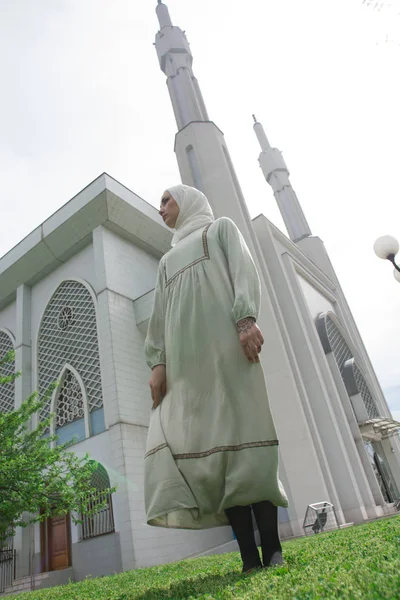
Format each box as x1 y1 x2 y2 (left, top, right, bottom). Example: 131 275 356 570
14 285 32 577
325 353 383 517
15 285 31 409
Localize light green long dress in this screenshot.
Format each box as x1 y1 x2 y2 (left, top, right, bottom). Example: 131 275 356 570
144 216 288 529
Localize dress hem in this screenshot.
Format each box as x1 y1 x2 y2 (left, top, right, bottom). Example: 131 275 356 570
145 439 279 460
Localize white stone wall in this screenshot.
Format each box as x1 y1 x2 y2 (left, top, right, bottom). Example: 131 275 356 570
251 216 336 532
297 274 336 319
0 300 17 337
97 289 151 428
99 227 160 301
72 532 122 581
93 226 157 429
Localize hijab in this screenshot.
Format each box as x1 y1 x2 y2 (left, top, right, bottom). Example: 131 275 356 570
167 184 214 247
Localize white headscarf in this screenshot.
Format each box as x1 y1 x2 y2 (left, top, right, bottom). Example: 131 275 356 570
167 184 214 247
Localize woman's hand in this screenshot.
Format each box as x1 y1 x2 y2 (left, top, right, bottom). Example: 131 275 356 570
149 364 167 409
237 318 264 363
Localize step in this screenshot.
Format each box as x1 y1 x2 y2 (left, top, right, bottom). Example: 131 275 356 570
2 586 32 596
3 586 31 594
2 572 51 596
7 573 50 587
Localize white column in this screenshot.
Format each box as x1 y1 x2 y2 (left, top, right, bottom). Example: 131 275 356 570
92 226 158 428
253 117 312 242
14 285 32 577
324 353 383 517
15 285 31 409
92 227 137 570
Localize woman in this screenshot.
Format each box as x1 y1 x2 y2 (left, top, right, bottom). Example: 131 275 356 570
144 184 288 572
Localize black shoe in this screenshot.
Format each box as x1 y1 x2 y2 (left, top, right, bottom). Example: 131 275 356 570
242 562 262 574
264 551 284 568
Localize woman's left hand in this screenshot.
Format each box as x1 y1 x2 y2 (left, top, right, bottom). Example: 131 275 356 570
237 318 264 363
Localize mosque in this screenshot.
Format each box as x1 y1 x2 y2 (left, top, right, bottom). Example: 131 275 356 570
1 1 399 593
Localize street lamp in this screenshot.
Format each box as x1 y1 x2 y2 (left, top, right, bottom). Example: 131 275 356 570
373 235 400 283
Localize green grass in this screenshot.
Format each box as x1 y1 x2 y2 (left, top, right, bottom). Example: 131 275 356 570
10 517 400 600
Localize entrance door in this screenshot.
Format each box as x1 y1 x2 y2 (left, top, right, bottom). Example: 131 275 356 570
373 443 399 503
41 514 71 572
364 441 398 503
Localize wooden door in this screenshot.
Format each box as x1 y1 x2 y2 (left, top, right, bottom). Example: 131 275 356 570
41 514 71 572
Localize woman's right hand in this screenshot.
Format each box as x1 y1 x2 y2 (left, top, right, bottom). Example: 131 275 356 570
149 364 167 409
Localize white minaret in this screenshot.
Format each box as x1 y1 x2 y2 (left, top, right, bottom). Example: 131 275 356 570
154 1 256 239
155 0 209 130
253 115 312 243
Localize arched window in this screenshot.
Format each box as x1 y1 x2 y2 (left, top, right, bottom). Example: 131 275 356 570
0 330 15 414
80 464 115 540
53 366 87 444
342 359 380 420
316 311 380 419
353 363 380 420
37 280 104 435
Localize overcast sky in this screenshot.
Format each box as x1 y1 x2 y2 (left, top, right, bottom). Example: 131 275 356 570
1 0 400 413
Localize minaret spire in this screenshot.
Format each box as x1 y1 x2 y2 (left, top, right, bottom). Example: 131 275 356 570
155 2 208 130
156 1 172 28
253 115 271 152
253 116 312 243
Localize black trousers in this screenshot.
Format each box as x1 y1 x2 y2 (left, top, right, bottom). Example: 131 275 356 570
225 502 282 570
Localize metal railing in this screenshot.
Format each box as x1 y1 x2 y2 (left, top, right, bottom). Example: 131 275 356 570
80 493 115 540
0 540 16 594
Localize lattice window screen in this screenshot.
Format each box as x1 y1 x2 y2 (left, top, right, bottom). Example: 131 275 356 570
0 331 15 414
325 315 380 418
92 464 111 491
353 363 380 419
326 316 352 376
80 464 115 540
38 281 102 422
56 369 85 427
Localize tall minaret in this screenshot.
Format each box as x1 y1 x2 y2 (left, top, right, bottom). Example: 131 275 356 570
154 1 256 245
155 0 209 130
253 115 312 243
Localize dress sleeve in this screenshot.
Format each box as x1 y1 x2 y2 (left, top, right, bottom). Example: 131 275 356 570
144 261 166 369
217 217 261 323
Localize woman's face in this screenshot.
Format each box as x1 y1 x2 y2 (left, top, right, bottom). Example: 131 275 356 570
159 191 180 228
